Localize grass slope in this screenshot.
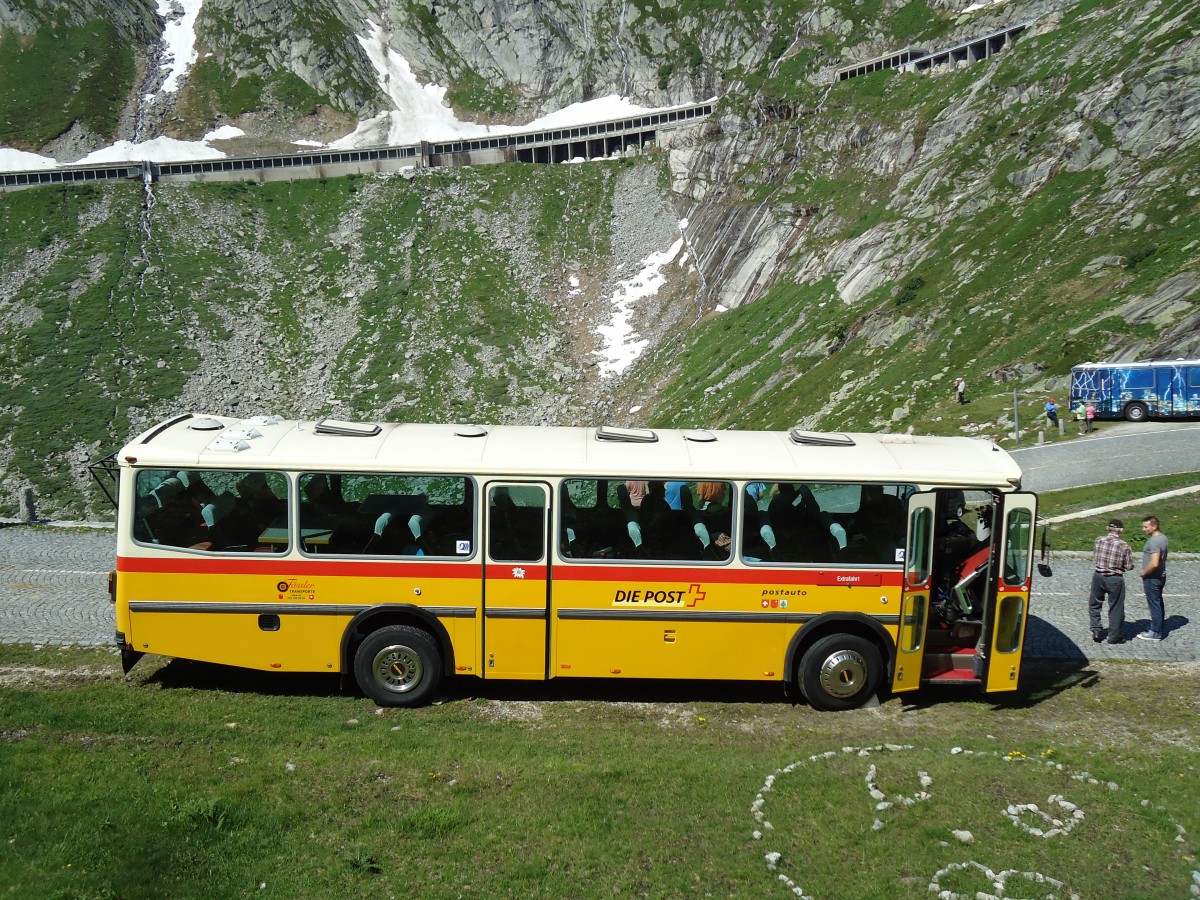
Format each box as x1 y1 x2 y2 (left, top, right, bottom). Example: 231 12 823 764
0 20 137 148
0 644 1197 897
0 163 620 518
629 0 1200 437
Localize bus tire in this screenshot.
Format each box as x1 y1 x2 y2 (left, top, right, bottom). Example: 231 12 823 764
1123 402 1148 423
798 634 882 711
354 625 442 707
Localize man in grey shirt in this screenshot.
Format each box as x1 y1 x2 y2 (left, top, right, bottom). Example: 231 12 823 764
1136 515 1169 641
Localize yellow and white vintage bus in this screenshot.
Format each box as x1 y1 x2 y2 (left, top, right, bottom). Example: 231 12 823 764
93 413 1038 710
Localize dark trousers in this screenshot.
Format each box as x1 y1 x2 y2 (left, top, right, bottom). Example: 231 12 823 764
1089 572 1125 638
1142 575 1166 636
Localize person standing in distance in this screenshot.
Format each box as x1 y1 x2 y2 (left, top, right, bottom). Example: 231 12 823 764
1136 516 1169 641
1044 398 1059 429
1089 519 1133 644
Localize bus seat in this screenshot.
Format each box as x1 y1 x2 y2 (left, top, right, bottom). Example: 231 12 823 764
328 516 374 554
639 484 704 560
769 486 838 563
200 491 237 528
617 482 644 551
179 472 214 503
149 477 185 508
741 489 774 559
951 547 991 620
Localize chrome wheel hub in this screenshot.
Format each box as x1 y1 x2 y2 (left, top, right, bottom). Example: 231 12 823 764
818 649 868 699
372 644 423 694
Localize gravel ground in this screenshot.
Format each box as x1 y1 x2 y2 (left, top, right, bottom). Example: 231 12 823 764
0 526 1192 662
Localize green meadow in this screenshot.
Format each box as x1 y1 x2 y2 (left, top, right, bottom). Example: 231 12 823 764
1 644 1196 898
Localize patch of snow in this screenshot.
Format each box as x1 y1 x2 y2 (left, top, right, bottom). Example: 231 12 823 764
155 0 204 95
75 137 227 165
0 11 702 171
204 126 245 142
594 237 684 377
0 149 57 170
962 0 1008 12
331 20 660 150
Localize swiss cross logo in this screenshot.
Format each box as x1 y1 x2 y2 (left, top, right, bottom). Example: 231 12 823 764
685 583 706 608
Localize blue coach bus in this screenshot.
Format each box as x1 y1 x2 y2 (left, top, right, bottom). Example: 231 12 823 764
1070 360 1200 422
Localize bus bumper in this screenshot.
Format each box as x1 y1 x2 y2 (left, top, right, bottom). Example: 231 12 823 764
116 631 144 674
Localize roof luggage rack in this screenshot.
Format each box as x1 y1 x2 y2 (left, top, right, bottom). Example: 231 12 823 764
86 452 119 508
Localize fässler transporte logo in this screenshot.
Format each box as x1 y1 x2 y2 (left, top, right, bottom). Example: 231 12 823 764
277 577 316 600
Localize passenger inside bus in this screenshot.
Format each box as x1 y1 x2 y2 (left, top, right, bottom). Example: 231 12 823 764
634 482 702 559
768 483 839 563
135 469 281 553
843 484 906 564
222 472 286 552
695 481 732 556
742 483 774 561
932 491 994 626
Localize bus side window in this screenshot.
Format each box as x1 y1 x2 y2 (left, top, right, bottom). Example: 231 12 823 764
134 470 199 548
560 479 628 558
560 479 731 562
742 482 912 566
302 473 444 556
489 486 546 562
183 470 289 553
133 469 289 553
767 483 839 563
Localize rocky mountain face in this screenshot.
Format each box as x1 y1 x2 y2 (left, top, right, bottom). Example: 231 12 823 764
0 0 1197 517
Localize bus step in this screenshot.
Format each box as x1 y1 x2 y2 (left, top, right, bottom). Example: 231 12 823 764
921 648 980 684
923 668 979 684
924 641 976 655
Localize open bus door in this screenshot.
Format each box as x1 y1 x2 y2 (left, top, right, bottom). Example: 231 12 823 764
891 491 936 694
982 492 1037 693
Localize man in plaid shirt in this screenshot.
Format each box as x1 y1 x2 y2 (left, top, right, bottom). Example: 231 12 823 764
1089 519 1134 644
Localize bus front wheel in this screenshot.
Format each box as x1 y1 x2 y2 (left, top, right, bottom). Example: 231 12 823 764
798 634 882 711
1124 402 1149 423
354 625 442 707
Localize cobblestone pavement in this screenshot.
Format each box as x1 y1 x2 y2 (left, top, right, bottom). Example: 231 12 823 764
1027 555 1196 661
0 526 1193 661
0 525 116 646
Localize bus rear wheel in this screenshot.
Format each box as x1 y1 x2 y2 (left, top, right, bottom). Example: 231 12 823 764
354 625 442 707
798 634 882 711
1124 402 1149 423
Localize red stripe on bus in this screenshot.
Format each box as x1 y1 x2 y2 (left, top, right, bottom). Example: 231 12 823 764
117 556 481 579
552 564 903 586
116 556 899 586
